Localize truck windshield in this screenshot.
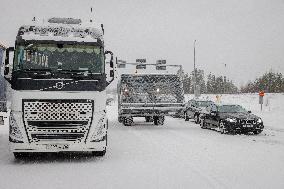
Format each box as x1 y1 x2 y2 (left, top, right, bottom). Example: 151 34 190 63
120 75 183 103
14 43 104 73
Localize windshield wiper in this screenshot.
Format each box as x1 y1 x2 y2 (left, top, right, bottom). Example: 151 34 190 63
22 68 52 72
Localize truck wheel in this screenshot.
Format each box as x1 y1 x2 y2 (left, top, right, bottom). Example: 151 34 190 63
154 116 164 125
145 116 153 122
123 117 133 126
92 149 106 157
13 152 29 160
184 112 189 121
118 116 124 123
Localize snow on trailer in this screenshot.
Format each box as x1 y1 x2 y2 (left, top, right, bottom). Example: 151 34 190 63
117 62 184 126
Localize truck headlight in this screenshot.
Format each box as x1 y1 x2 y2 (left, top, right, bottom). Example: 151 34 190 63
90 117 107 142
226 118 237 123
9 113 24 143
257 118 263 124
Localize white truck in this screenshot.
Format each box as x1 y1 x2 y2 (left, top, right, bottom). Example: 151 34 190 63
3 18 115 159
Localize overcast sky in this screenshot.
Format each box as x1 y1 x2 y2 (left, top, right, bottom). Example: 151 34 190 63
0 0 284 86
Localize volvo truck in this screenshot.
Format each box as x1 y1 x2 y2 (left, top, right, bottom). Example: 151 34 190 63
3 18 115 159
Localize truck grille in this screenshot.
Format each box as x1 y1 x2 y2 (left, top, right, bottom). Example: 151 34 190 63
23 99 94 143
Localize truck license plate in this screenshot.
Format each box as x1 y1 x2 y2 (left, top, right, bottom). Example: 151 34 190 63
46 144 69 150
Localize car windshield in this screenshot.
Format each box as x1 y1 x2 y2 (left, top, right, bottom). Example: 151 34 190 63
218 105 248 113
120 74 183 103
196 101 213 107
14 43 104 73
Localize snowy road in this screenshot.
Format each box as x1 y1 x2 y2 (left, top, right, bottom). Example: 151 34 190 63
0 94 284 189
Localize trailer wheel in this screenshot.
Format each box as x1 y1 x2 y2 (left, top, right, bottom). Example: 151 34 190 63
154 116 165 125
118 116 124 123
123 117 133 126
145 116 153 122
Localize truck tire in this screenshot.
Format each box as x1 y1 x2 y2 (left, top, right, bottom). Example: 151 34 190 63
92 149 106 157
118 116 124 123
123 117 133 126
145 116 153 122
154 116 164 125
13 152 29 160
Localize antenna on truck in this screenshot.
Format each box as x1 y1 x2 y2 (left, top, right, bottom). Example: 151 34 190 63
90 7 93 23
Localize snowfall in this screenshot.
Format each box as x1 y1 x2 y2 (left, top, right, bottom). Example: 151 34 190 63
0 93 283 189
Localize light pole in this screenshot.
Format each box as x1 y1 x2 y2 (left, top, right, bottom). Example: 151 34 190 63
193 40 197 97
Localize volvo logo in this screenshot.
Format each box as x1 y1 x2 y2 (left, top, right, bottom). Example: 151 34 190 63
40 80 79 91
55 82 64 89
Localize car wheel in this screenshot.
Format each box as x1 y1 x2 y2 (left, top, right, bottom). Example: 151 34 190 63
123 117 133 126
219 121 227 134
253 129 263 135
200 118 206 129
194 114 199 124
184 112 189 121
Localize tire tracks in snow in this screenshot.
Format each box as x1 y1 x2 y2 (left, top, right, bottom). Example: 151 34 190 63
122 119 228 189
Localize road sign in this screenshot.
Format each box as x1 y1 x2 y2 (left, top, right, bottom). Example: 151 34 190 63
259 91 265 97
117 60 126 68
259 91 264 111
156 59 166 64
136 59 146 63
156 65 166 70
136 64 146 69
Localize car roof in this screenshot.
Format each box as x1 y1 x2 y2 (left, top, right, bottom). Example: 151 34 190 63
189 99 214 102
215 103 241 107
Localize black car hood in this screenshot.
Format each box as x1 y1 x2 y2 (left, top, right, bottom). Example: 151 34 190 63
219 112 259 120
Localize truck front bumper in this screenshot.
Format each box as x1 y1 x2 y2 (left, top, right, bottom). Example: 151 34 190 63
10 137 107 153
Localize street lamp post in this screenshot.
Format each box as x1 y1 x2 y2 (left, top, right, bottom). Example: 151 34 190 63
193 40 197 97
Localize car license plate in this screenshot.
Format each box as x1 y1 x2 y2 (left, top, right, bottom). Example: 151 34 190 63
244 124 253 128
46 144 69 150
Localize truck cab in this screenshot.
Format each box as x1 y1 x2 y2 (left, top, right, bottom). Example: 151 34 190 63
3 18 115 158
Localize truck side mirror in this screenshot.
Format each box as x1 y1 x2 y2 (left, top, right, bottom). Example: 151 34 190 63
4 47 14 83
5 47 14 66
104 50 115 86
4 67 9 75
110 70 114 77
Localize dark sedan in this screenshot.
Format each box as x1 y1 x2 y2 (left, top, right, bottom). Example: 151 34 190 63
200 104 264 134
184 99 214 123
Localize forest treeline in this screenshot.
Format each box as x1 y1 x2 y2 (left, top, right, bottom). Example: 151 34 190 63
182 69 284 94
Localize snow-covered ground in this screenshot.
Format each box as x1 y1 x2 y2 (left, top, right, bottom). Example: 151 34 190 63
0 93 283 189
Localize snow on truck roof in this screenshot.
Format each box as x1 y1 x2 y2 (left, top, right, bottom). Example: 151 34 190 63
17 18 103 43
